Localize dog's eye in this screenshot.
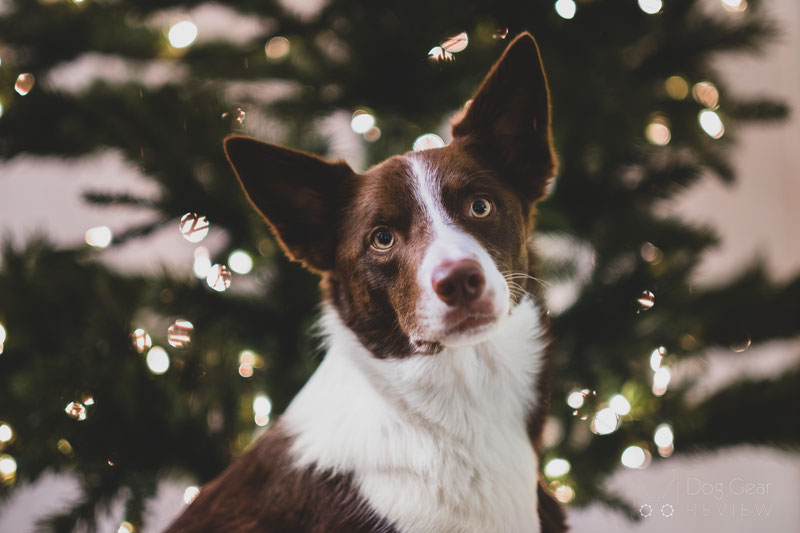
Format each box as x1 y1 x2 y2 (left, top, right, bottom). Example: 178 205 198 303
469 197 493 218
371 228 395 251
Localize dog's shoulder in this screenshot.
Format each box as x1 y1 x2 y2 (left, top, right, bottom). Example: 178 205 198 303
164 422 397 533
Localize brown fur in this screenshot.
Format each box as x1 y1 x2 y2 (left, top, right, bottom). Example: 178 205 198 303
165 423 397 533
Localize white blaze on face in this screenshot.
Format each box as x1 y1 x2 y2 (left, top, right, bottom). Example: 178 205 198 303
408 156 509 346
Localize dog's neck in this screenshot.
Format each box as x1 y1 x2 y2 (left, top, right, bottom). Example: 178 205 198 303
282 297 547 533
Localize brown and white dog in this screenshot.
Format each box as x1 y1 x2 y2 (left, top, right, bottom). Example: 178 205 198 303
166 32 567 533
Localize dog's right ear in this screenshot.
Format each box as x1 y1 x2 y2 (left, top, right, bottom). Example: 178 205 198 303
223 135 355 273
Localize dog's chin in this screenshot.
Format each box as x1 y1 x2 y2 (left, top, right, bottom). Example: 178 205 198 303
439 316 501 348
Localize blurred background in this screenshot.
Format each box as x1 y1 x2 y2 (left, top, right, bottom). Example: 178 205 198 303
0 0 798 531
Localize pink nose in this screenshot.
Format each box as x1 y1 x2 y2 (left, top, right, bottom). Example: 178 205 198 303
432 259 486 306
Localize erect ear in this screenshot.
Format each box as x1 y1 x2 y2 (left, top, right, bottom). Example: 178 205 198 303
223 135 355 273
451 32 556 203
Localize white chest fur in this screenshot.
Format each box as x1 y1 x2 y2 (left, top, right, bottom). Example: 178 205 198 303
282 298 546 533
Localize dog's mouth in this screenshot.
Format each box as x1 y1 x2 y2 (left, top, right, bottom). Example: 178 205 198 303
443 312 496 336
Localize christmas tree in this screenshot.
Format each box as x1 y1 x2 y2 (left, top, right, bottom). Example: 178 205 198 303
1 0 798 530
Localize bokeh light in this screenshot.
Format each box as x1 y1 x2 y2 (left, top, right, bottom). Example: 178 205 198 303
590 407 620 435
650 346 666 371
350 110 375 134
544 458 571 478
555 0 576 20
609 394 631 416
14 73 35 96
228 250 253 275
621 445 650 468
167 319 194 349
654 423 674 447
183 485 200 504
253 393 272 426
692 81 720 109
180 213 209 243
265 36 290 60
65 402 87 421
193 246 211 279
638 0 663 15
412 133 445 152
146 346 170 374
206 264 232 292
0 422 13 444
665 76 689 100
699 109 724 139
566 390 585 409
85 226 112 248
645 116 671 146
652 367 671 396
721 0 747 13
0 454 17 484
168 21 198 49
131 328 152 354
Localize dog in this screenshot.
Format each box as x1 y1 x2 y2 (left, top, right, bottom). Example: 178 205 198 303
166 32 567 533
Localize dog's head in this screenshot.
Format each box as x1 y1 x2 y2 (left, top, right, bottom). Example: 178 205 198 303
224 32 555 357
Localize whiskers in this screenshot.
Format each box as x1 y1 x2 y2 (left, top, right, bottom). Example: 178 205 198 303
502 271 551 301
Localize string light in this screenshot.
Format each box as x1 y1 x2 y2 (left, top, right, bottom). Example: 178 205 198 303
665 76 689 100
228 250 253 275
206 264 232 292
0 103 4 119
638 0 663 15
85 226 113 248
566 390 585 409
222 108 246 125
653 423 674 447
168 21 198 49
0 422 13 444
590 407 620 435
0 322 5 354
413 133 445 152
544 458 571 478
65 402 87 421
0 454 17 484
698 109 724 139
636 290 655 312
193 247 211 279
428 32 468 61
57 438 73 455
238 349 259 378
721 0 747 13
167 319 194 349
180 213 209 243
131 328 152 354
650 346 666 371
265 36 290 60
363 127 381 142
146 346 170 374
609 394 631 416
692 81 720 109
645 116 671 146
621 445 650 468
350 110 375 134
253 394 272 426
553 483 575 503
183 486 200 504
652 367 671 396
730 337 751 353
554 0 577 20
14 73 35 96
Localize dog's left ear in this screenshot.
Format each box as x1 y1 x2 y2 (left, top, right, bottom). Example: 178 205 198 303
451 32 556 203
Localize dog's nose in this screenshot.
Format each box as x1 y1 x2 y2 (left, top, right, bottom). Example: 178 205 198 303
432 259 486 306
